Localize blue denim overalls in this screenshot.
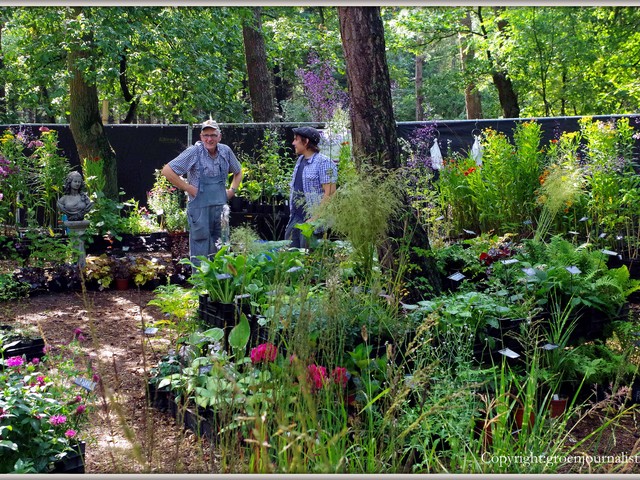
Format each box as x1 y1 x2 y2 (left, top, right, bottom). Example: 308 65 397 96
187 158 227 266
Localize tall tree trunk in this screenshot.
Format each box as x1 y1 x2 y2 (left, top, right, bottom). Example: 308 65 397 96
477 7 520 118
560 68 567 116
338 6 440 299
415 54 425 121
40 85 56 123
242 7 276 122
458 11 483 119
0 19 6 119
338 7 398 169
67 7 118 200
119 51 138 124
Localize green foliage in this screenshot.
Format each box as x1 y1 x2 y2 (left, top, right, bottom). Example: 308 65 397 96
130 256 166 287
82 157 127 238
236 128 294 204
31 128 71 229
316 164 402 281
20 227 75 267
148 284 199 322
0 274 30 301
0 339 96 473
147 170 187 233
464 122 544 234
120 198 158 235
83 254 114 290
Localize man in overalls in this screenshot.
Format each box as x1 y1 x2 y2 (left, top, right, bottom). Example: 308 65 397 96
161 119 243 267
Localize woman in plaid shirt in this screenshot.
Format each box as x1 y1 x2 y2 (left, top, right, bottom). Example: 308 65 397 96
285 126 337 248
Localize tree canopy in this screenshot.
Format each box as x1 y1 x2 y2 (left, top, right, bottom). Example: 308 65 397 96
1 6 639 125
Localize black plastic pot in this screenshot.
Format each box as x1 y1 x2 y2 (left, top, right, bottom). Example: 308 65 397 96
50 441 86 474
3 336 46 363
147 381 171 412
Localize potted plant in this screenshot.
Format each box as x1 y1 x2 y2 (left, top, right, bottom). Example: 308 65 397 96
147 169 188 234
130 256 166 288
0 324 45 363
0 356 93 473
187 245 260 328
83 254 114 290
112 256 133 290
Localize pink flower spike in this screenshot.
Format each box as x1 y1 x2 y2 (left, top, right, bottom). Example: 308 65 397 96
65 429 77 438
331 367 349 387
307 364 328 391
73 328 83 338
5 356 23 367
31 357 40 365
76 405 86 415
39 126 50 132
250 343 278 364
50 414 67 426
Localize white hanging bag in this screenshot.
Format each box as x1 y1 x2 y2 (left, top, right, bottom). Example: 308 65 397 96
430 140 443 170
471 134 483 166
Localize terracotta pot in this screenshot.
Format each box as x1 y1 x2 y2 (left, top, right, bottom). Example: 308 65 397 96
549 397 568 418
514 406 535 429
115 277 129 290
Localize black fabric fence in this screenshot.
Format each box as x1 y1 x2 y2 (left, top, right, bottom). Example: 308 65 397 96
1 115 638 206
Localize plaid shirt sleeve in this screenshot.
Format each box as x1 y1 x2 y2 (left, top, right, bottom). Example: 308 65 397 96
317 156 337 185
167 145 198 176
219 144 242 174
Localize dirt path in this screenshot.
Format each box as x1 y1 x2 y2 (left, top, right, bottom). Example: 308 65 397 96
1 288 216 473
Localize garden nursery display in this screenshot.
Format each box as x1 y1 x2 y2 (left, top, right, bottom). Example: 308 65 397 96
2 115 640 474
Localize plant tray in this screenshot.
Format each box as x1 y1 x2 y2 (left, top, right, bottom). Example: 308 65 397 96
50 441 86 474
3 336 46 362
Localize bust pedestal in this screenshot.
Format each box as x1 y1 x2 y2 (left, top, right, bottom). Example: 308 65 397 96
64 220 90 269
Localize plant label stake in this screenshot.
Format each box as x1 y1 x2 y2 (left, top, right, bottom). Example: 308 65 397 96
565 266 581 275
501 259 519 265
144 327 158 336
448 272 466 282
73 377 96 391
498 348 520 359
541 343 559 351
522 267 537 277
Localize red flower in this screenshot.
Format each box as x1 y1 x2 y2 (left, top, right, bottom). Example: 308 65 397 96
463 167 476 176
250 343 278 364
331 367 348 387
307 364 328 391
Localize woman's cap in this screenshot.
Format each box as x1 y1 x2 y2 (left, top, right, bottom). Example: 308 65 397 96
292 126 321 145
